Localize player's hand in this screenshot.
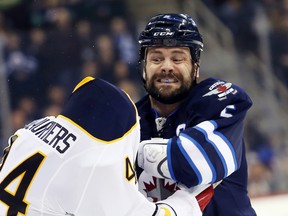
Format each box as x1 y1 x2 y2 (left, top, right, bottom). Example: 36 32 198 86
137 138 172 179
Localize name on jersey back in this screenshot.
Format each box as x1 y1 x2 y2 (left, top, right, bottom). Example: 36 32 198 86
24 117 77 154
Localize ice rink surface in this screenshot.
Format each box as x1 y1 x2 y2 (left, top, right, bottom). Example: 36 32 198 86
251 193 288 216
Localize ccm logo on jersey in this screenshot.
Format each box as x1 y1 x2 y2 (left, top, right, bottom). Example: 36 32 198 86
203 81 237 100
25 118 77 154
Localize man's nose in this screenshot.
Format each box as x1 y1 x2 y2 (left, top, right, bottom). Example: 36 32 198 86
161 59 173 74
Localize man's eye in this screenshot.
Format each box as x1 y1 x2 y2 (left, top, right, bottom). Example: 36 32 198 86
152 58 161 62
173 58 184 63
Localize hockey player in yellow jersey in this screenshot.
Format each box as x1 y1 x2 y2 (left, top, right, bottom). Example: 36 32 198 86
0 77 203 215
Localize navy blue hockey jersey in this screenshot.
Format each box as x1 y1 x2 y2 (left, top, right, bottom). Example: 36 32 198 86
136 78 257 216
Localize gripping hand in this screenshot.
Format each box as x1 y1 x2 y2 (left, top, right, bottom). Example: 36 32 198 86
137 138 172 179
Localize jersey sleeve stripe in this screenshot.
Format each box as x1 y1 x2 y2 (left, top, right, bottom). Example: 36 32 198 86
167 139 177 181
195 120 237 177
177 134 215 184
213 129 239 172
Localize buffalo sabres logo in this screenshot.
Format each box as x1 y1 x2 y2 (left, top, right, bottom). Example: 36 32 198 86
203 81 237 100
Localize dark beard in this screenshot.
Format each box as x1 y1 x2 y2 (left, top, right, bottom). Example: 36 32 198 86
145 80 195 104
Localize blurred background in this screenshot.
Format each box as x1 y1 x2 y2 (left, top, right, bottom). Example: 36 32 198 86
0 0 287 201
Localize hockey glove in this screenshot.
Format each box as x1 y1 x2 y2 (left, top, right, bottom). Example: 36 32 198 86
137 138 172 179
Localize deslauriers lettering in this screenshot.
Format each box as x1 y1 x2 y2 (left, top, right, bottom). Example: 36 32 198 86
25 118 77 154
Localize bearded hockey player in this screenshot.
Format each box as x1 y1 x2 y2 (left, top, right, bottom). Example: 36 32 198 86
136 13 257 215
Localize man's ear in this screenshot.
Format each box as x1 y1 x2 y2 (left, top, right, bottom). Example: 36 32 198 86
142 68 147 81
194 63 200 79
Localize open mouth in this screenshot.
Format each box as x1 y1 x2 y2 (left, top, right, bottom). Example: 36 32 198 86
157 78 179 83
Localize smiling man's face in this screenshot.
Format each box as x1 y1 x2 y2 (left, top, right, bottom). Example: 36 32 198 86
144 47 196 104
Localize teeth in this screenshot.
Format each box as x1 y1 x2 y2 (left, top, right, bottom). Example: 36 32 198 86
160 78 173 83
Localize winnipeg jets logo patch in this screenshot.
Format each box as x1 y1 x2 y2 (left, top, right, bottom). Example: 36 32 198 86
140 175 179 202
203 81 237 100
